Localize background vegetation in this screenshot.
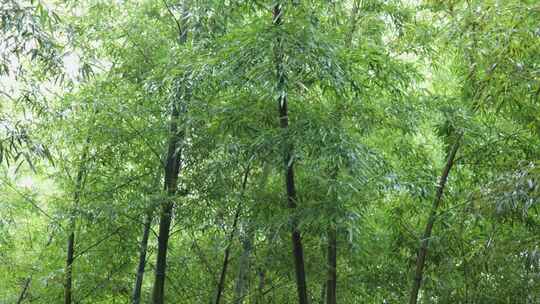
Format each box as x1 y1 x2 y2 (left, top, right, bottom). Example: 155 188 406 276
1 0 539 303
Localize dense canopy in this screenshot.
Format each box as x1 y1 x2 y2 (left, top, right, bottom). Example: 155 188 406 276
1 0 539 303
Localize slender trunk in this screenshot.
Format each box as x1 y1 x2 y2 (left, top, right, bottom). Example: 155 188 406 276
214 205 241 304
323 4 360 301
239 165 269 304
320 282 326 304
17 277 31 304
19 234 54 303
409 137 461 304
152 100 182 304
272 4 308 304
325 169 339 304
132 211 153 304
64 231 75 304
151 5 189 302
326 226 337 304
254 268 265 304
215 167 251 304
233 228 252 304
64 142 89 304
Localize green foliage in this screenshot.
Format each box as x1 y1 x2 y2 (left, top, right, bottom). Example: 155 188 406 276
1 0 538 303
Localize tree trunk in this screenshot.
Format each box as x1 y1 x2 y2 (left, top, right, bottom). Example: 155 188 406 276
214 204 241 304
272 4 308 304
17 277 31 304
409 137 461 304
325 169 339 304
64 142 89 304
64 231 75 304
320 279 326 304
151 100 183 304
215 166 251 304
323 3 360 301
254 268 265 304
151 4 189 302
19 234 54 303
233 227 252 304
241 165 270 304
326 226 337 304
132 211 153 304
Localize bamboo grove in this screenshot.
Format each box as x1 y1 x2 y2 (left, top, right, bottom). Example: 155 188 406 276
1 0 539 303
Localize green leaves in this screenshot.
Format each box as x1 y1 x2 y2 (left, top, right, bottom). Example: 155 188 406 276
1 0 540 303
